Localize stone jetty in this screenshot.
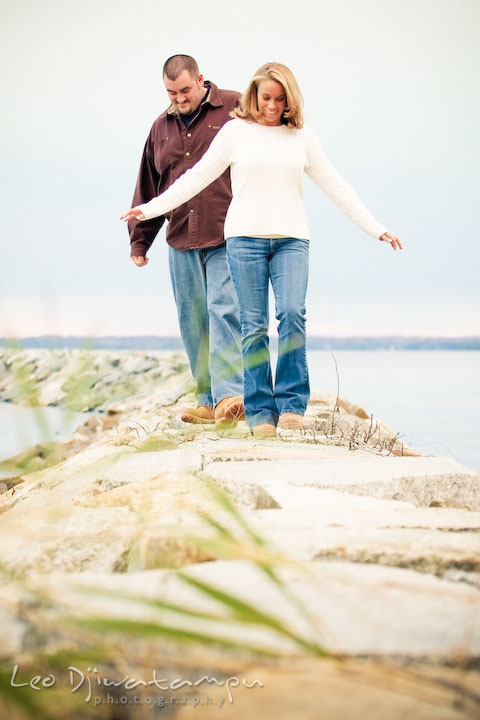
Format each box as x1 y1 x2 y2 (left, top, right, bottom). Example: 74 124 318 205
0 348 479 719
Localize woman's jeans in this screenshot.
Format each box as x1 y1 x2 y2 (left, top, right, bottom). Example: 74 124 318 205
226 236 310 429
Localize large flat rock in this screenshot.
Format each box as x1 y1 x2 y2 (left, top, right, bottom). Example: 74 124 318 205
0 446 208 573
1 436 478 579
1 446 203 513
1 350 479 716
203 447 480 509
238 501 480 577
171 656 480 720
198 446 480 581
35 559 480 660
2 571 478 718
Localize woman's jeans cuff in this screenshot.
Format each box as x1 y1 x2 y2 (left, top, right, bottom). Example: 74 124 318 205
247 411 279 429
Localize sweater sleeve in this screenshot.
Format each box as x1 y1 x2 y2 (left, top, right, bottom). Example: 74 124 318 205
303 126 388 240
137 121 234 221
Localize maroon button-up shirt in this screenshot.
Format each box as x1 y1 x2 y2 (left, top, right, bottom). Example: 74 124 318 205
128 82 240 256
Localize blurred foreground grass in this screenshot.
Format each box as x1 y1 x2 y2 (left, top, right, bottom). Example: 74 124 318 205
0 481 329 719
0 349 329 718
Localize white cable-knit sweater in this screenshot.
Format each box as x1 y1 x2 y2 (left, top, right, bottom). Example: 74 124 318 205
138 119 388 241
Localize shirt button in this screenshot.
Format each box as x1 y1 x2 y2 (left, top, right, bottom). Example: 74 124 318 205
186 151 191 157
190 209 194 213
187 133 192 137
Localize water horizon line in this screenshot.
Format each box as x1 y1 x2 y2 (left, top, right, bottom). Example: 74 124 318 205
1 335 479 351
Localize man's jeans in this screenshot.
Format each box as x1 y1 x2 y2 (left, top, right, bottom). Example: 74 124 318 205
226 237 310 429
169 244 243 408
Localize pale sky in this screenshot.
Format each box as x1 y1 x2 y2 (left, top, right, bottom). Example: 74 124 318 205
1 0 479 337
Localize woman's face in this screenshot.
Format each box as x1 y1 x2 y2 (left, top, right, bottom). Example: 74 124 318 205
256 79 287 126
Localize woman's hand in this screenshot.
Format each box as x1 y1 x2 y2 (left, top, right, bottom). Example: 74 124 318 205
379 232 402 250
120 207 146 222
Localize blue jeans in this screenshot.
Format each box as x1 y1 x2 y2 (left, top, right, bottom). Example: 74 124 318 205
226 237 310 429
169 244 243 408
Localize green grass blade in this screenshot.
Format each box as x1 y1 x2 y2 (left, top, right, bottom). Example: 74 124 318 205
177 572 327 656
71 618 280 658
73 584 235 624
0 666 51 720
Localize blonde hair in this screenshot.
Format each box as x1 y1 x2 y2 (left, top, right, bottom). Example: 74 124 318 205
232 62 304 129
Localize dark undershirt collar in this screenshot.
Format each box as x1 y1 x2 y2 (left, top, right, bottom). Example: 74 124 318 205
179 88 210 127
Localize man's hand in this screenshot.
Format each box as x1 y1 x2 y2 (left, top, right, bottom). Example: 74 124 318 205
131 255 149 267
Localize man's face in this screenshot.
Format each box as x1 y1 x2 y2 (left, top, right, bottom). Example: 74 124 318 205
164 70 205 115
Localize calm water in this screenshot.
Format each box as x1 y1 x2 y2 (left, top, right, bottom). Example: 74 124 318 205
0 404 89 478
0 351 478 476
304 350 480 474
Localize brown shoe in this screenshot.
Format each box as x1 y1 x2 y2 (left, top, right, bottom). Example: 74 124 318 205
215 396 245 429
181 405 214 424
278 412 305 430
252 423 277 439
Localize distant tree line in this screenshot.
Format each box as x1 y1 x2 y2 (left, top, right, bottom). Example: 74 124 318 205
1 336 479 350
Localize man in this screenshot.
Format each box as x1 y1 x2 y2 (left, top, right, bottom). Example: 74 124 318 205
128 54 244 428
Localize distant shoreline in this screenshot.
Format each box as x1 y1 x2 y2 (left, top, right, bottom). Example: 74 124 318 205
1 336 479 351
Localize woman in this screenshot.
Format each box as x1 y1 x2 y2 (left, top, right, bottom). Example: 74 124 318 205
122 62 401 438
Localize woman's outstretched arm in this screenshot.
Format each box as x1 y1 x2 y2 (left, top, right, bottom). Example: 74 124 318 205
304 126 402 249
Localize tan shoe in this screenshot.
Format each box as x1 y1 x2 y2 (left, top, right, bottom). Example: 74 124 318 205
181 405 214 424
252 423 277 438
278 412 305 430
215 396 245 429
